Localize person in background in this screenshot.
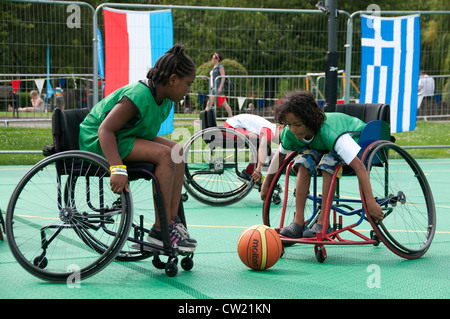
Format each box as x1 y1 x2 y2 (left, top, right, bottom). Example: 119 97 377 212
9 90 45 113
418 70 435 109
224 113 283 184
205 52 233 118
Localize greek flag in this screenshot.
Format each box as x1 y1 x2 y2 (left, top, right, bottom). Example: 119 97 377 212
360 14 420 133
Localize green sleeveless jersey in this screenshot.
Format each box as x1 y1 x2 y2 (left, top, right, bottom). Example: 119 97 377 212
79 81 172 159
280 112 366 153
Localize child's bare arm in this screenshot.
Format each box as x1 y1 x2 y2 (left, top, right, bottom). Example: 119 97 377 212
349 157 384 222
98 99 138 194
260 150 286 201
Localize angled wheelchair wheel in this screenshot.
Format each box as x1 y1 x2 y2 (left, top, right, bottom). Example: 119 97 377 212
6 151 133 283
263 152 317 230
361 141 436 259
183 127 258 206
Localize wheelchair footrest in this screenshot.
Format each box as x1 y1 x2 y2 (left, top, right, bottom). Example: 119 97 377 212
277 225 379 246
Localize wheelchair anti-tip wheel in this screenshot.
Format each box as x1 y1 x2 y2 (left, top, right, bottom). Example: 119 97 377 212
183 127 258 206
6 151 133 283
362 140 436 259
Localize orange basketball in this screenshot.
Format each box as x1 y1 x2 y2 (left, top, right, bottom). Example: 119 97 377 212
237 225 282 270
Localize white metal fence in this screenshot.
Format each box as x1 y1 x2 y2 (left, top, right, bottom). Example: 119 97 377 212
1 1 449 123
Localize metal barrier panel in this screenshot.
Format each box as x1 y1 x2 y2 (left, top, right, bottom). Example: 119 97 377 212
93 3 350 116
1 2 449 121
0 0 95 118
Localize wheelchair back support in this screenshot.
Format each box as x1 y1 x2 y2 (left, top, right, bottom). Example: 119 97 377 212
199 108 217 130
337 103 390 124
46 108 157 182
53 108 90 152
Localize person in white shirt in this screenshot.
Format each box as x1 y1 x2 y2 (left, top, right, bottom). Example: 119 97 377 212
224 113 284 183
418 71 435 109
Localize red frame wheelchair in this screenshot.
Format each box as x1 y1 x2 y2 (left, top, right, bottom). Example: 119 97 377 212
263 104 436 262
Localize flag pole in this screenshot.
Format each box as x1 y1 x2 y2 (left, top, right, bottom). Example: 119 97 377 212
318 0 339 112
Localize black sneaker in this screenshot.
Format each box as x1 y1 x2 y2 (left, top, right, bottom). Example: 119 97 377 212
279 222 303 238
147 224 196 253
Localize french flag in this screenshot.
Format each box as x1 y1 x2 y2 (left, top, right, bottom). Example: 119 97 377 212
103 8 174 134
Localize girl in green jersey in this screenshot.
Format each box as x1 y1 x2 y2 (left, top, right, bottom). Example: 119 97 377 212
79 43 197 252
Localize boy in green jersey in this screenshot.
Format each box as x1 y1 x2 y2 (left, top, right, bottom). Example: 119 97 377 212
261 91 384 238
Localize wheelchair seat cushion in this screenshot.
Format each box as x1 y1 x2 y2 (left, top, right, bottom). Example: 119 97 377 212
126 162 156 181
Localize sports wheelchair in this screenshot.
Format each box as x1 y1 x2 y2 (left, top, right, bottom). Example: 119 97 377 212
182 108 261 206
6 108 194 283
263 103 436 262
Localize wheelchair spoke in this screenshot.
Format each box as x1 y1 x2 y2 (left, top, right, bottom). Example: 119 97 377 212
363 141 435 258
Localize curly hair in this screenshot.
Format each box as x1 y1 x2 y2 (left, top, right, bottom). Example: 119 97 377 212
146 43 196 85
274 90 326 134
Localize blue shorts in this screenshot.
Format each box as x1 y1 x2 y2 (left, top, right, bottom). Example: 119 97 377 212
292 147 344 178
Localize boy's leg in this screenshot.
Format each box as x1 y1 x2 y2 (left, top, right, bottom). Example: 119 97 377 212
316 153 344 225
279 148 321 238
303 153 343 237
317 171 336 226
294 165 311 228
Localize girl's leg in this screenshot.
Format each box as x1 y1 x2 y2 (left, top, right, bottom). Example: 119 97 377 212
206 95 214 111
123 137 184 228
222 100 233 117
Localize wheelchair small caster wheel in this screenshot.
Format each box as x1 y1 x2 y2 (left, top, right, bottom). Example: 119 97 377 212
165 259 178 277
370 230 380 246
152 254 165 269
314 245 327 263
181 256 194 271
33 255 48 269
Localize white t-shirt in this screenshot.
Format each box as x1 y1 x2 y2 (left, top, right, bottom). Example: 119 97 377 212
279 133 361 165
226 114 276 139
418 75 435 96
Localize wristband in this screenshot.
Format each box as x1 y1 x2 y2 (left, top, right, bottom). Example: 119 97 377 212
111 171 128 177
110 165 127 171
254 169 262 175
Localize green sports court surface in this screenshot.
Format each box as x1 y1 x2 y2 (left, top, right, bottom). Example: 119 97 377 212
0 159 449 301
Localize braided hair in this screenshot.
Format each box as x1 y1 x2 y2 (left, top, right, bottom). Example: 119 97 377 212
146 43 196 85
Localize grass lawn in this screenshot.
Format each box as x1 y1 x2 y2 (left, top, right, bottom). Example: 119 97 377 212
0 120 448 165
